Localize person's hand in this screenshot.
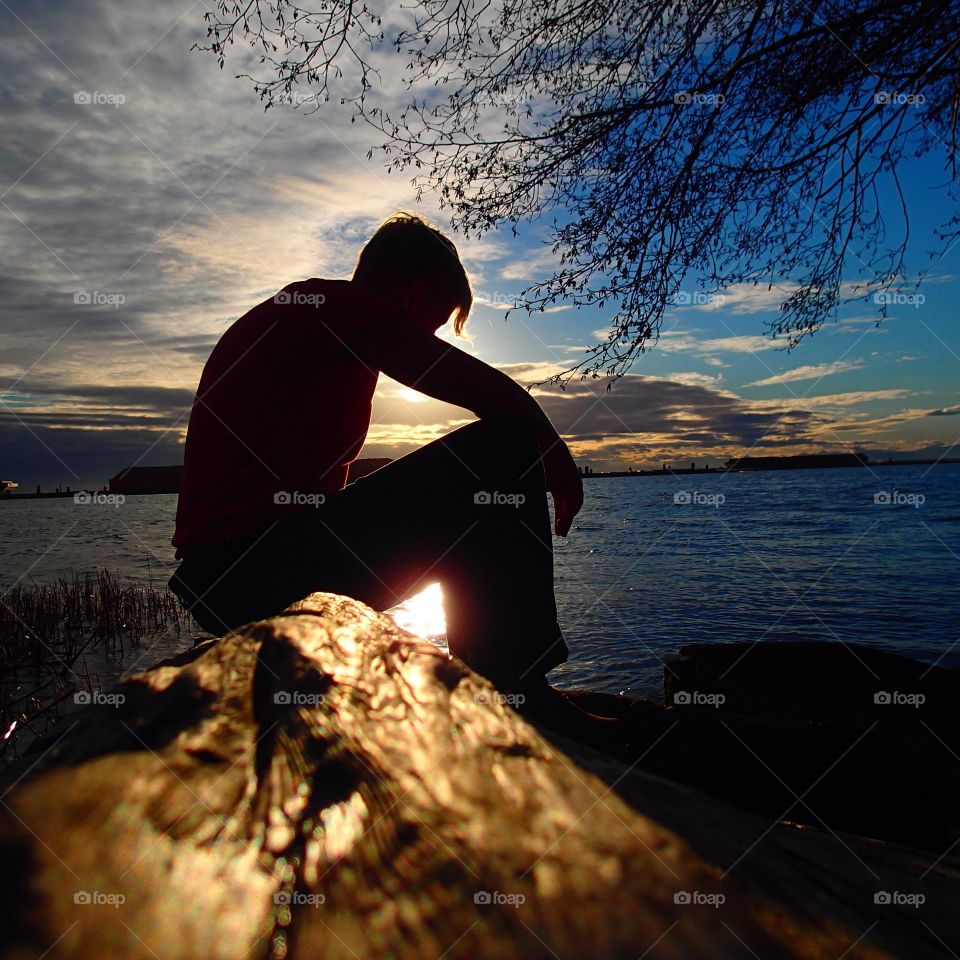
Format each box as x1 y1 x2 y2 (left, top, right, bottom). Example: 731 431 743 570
540 439 584 537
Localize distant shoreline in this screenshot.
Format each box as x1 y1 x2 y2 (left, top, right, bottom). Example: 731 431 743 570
586 457 960 479
2 456 957 500
1 490 117 501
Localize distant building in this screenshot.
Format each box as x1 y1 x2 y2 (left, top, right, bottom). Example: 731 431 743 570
1 480 18 496
724 452 869 471
109 465 183 495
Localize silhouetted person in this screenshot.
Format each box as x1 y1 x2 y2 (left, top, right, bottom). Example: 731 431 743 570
168 213 617 742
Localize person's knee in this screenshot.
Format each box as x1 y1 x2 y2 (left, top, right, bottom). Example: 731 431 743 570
455 416 540 462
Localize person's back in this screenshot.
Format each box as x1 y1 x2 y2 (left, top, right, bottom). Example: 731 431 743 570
172 279 386 559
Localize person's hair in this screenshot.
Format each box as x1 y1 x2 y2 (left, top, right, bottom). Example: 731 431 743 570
353 212 472 335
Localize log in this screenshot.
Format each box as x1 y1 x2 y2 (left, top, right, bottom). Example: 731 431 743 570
1 592 958 959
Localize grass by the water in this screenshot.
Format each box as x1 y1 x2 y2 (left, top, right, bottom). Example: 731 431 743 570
0 569 196 763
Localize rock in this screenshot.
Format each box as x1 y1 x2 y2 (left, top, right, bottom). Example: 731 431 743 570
589 641 960 851
1 593 958 959
664 640 960 720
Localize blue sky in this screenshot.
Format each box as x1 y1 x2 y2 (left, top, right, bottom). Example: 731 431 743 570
1 0 958 487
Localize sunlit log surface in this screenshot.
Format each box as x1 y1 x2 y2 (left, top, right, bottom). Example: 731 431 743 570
1 592 958 959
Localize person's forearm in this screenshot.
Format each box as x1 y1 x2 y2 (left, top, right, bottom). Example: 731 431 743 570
472 369 564 456
350 319 566 455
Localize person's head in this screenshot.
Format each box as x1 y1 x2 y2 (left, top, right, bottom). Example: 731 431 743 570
352 212 472 335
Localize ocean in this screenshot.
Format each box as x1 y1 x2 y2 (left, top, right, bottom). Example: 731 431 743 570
2 462 958 699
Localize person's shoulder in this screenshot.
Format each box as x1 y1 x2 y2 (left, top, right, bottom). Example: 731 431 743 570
273 276 341 306
274 278 391 314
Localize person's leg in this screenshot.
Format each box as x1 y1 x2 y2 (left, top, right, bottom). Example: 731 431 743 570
318 417 569 691
167 525 301 637
170 418 567 688
308 426 622 745
169 420 622 746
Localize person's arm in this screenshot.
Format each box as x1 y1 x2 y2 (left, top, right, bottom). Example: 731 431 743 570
350 319 584 535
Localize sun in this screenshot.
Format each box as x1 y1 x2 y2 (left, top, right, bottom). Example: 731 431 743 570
387 581 447 642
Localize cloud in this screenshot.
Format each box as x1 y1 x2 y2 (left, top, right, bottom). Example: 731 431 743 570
749 389 914 409
928 404 960 417
499 248 564 281
491 367 824 449
824 407 950 435
664 371 726 390
742 359 865 388
4 380 195 413
0 417 186 487
472 289 522 311
656 330 779 354
685 282 800 314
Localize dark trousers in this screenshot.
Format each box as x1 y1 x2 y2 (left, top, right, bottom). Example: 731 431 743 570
167 418 568 691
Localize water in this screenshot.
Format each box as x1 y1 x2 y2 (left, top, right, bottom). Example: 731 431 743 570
1 463 958 700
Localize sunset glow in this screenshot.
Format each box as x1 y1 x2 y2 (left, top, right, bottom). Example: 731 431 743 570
388 582 447 642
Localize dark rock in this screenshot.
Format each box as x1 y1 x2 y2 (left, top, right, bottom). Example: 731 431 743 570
563 641 960 852
663 640 960 720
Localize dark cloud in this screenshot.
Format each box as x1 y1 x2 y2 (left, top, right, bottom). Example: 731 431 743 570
0 420 184 488
1 378 193 485
147 333 219 360
8 379 195 411
529 376 824 450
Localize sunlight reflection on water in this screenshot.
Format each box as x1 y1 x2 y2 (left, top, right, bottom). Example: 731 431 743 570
387 582 448 650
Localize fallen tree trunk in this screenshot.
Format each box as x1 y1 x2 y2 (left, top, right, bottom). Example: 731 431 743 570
1 593 957 959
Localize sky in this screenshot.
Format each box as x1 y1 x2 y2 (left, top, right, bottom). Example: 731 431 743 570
1 0 959 489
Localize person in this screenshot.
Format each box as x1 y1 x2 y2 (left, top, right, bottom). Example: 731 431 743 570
168 212 618 744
